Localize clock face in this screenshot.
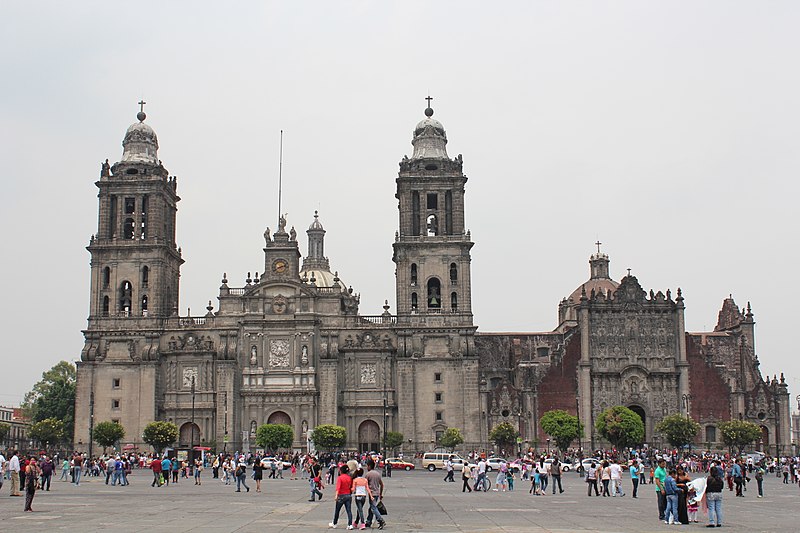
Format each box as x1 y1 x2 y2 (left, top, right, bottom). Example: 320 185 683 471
272 259 288 274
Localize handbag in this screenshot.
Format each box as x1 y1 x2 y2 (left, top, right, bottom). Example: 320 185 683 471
376 500 388 516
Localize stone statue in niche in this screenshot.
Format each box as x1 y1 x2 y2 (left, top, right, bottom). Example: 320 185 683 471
301 345 309 365
250 345 258 366
182 367 198 388
264 227 271 243
250 420 257 435
101 158 111 177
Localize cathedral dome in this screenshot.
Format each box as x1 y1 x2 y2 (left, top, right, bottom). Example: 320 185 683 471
299 268 347 290
121 112 159 164
411 107 449 160
567 252 618 302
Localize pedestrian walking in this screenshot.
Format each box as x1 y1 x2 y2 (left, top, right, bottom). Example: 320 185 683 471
550 457 564 494
8 451 22 496
23 456 41 512
364 459 386 530
328 464 353 529
706 462 724 527
150 455 163 487
586 461 599 496
235 458 250 492
351 468 371 529
461 462 472 492
194 458 203 485
309 458 324 502
629 460 639 498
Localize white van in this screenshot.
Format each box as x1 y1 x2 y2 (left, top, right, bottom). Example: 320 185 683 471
422 452 466 472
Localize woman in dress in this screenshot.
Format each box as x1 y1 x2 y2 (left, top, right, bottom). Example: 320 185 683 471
675 465 691 525
24 456 41 512
253 456 265 492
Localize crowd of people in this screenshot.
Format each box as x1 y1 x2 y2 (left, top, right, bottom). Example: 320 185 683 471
2 444 799 529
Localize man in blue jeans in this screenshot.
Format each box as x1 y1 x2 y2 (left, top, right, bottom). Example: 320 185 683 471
663 469 679 525
364 459 386 529
308 458 323 501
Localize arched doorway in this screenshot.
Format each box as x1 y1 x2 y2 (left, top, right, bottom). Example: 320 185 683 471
268 411 292 426
358 420 380 453
628 405 647 443
759 425 769 452
179 422 201 447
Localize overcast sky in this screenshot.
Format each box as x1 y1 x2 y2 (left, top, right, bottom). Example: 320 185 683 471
2 1 799 409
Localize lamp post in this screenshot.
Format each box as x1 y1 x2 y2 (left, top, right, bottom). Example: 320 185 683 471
190 375 196 461
546 438 550 455
383 379 390 477
88 390 95 460
682 394 692 420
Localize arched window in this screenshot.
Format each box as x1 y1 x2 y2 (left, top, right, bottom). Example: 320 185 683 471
449 263 458 283
141 294 148 316
119 281 132 316
102 267 111 288
102 296 110 316
427 278 441 308
450 292 458 311
410 264 418 285
141 265 149 286
123 218 135 240
411 292 418 311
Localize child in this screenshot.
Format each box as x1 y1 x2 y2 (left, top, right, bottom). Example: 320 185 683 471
687 487 699 522
507 469 515 491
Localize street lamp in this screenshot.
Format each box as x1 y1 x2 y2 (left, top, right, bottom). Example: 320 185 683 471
383 379 390 477
682 394 692 420
546 438 550 455
88 390 95 460
190 375 196 460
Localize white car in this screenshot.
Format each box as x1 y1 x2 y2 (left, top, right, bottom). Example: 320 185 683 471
543 458 572 472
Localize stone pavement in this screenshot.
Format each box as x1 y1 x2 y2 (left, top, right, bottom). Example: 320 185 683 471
0 470 797 532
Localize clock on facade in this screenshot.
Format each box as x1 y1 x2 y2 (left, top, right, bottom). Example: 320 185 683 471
272 259 288 274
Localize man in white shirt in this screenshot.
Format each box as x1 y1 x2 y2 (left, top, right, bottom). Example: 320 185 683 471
475 458 487 490
443 457 455 482
9 451 21 496
0 451 6 490
609 459 624 497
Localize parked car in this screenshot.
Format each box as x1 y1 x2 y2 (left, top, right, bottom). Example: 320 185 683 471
423 452 467 471
385 458 415 471
543 458 572 472
485 457 521 472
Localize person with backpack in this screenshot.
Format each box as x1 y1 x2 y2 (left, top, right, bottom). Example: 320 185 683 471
551 457 564 494
706 461 724 527
754 462 765 497
235 457 250 492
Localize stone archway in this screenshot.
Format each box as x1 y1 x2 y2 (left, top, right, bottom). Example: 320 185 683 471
628 405 647 443
179 422 201 447
268 411 292 426
358 420 380 453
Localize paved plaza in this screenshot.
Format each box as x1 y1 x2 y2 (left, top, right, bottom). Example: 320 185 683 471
1 470 796 532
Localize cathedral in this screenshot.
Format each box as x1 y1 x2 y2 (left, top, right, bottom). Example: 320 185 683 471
73 103 792 456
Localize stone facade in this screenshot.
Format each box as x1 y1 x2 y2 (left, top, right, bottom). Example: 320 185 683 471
74 104 791 456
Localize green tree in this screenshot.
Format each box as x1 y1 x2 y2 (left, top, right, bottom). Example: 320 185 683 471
142 421 179 453
439 427 464 452
489 422 519 454
385 431 404 453
311 424 347 451
595 406 644 449
0 422 10 443
92 421 126 452
655 414 701 449
540 409 583 453
28 418 65 446
256 423 294 452
22 361 76 443
719 420 762 456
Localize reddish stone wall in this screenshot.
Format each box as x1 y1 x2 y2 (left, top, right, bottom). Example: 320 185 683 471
535 333 581 442
687 333 731 441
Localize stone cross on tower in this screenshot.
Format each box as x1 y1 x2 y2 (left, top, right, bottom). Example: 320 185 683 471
595 240 602 254
425 95 433 107
138 100 146 113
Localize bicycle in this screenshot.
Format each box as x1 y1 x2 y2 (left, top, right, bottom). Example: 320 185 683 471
474 476 492 492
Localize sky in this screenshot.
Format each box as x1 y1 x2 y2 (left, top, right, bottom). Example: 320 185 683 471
2 1 799 409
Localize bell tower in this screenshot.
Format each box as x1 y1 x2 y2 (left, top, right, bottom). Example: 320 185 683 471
393 99 474 326
87 104 183 320
392 98 480 450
